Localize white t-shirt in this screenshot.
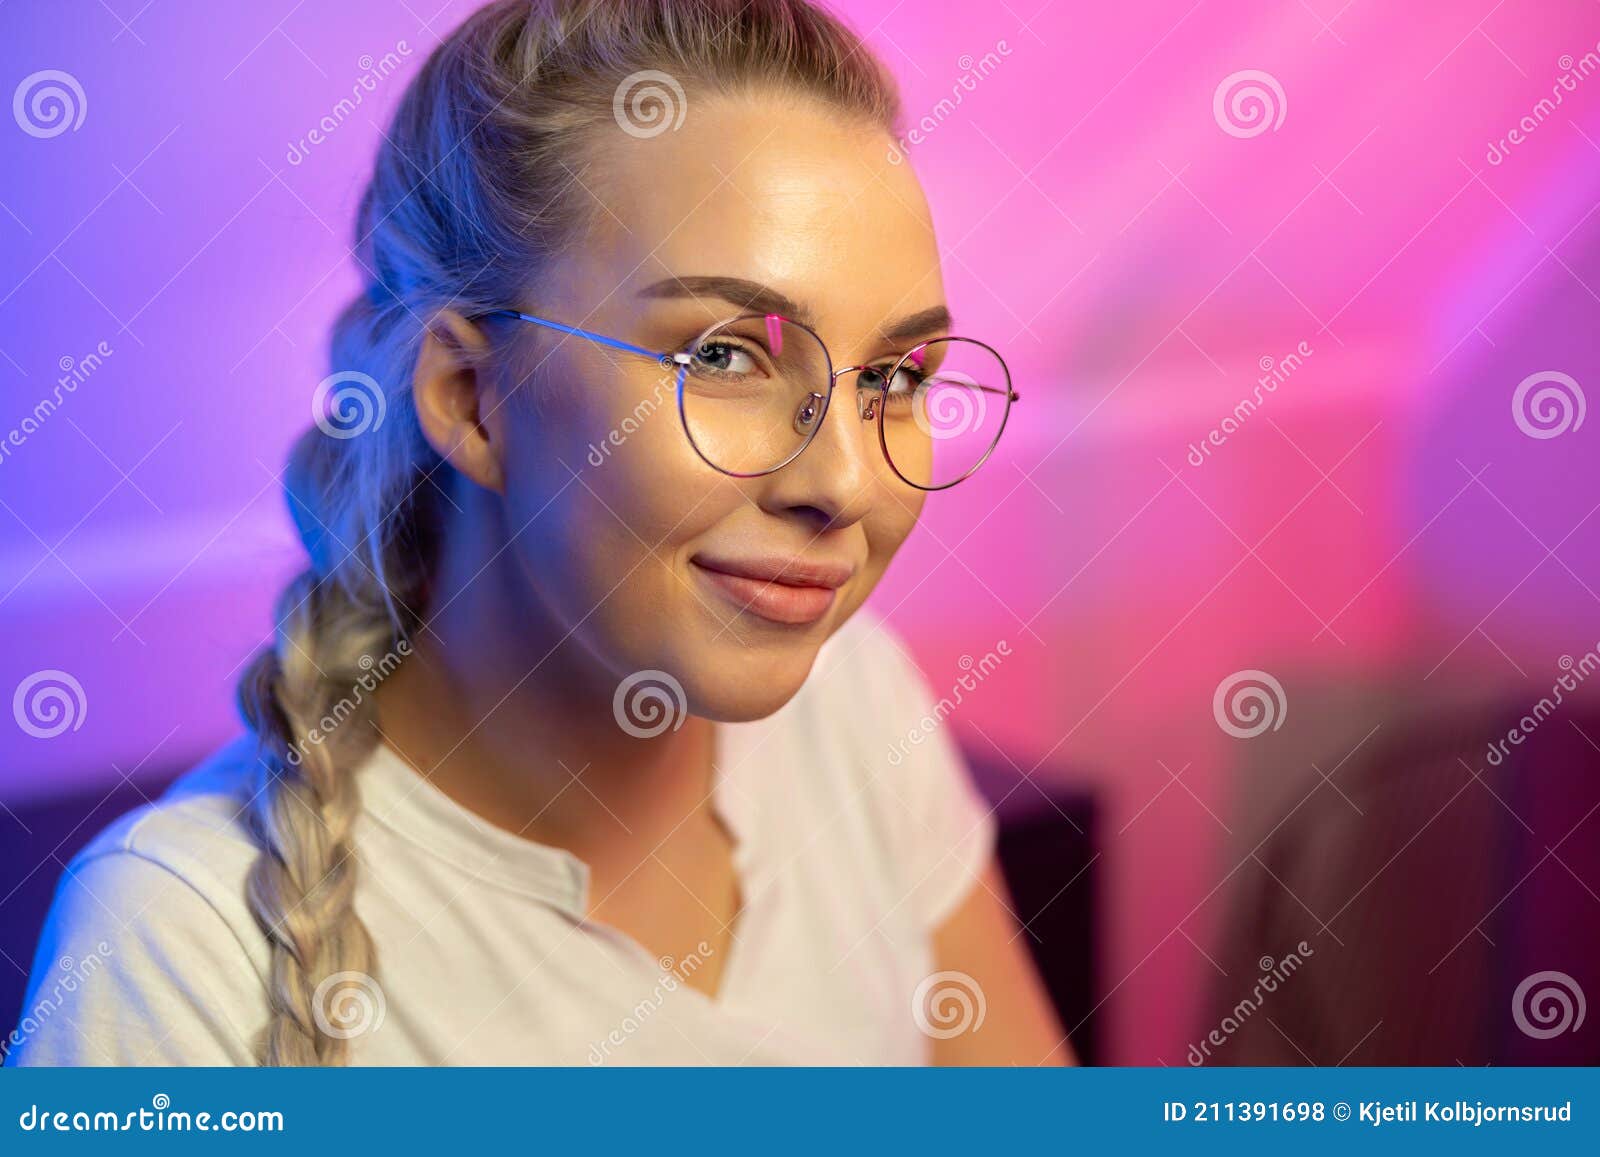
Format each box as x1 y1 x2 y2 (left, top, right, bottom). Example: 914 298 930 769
4 609 996 1066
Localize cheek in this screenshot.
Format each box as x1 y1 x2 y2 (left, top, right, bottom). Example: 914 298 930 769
498 365 732 617
861 482 925 578
572 371 730 545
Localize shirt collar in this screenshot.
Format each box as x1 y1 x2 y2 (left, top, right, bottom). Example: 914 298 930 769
357 740 592 915
355 714 777 919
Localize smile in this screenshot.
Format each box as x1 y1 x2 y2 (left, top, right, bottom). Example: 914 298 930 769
689 554 852 626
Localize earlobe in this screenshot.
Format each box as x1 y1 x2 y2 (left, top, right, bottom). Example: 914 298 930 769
411 310 505 494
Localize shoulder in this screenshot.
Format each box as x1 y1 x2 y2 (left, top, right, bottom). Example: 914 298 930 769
71 733 264 907
4 737 272 1064
34 735 268 989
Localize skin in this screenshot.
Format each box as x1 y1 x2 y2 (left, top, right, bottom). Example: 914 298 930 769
373 88 1068 1065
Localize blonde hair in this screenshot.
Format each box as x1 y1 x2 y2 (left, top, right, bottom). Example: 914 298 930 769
236 0 899 1066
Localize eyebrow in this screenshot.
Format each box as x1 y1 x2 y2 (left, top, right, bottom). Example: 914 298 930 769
637 275 952 343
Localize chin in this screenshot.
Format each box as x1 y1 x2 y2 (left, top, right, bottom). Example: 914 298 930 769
679 636 820 723
595 583 852 724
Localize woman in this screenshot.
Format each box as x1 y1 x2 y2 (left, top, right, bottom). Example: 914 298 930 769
7 0 1066 1066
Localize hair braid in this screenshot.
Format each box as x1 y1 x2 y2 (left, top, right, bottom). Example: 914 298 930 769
237 564 394 1065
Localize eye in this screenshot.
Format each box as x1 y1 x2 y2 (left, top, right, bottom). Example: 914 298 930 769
887 365 923 395
860 362 923 398
692 339 758 376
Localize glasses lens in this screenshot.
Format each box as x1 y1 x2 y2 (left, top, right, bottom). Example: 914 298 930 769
678 315 832 476
879 338 1011 489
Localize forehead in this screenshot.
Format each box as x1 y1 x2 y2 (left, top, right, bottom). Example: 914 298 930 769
572 90 945 339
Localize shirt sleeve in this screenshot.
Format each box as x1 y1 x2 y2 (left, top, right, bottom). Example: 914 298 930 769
865 623 1001 931
3 850 264 1066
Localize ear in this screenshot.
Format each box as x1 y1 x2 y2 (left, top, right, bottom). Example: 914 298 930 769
412 309 505 494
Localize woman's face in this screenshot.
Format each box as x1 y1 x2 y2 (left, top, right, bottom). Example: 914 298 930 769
488 90 946 721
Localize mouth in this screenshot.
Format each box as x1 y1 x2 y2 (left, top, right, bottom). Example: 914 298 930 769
689 553 853 626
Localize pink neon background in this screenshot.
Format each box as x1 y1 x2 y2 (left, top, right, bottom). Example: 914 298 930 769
2 1 1598 1062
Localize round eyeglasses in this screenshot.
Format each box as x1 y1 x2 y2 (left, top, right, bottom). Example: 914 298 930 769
474 309 1019 491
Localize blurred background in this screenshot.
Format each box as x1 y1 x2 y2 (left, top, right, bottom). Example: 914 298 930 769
2 0 1598 1064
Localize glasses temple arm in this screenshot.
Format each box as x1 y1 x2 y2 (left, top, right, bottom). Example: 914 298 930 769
476 310 664 361
968 382 1020 401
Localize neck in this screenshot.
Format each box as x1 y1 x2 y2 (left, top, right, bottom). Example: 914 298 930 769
370 484 715 857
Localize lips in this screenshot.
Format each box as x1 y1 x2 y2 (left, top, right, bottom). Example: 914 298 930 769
690 553 853 625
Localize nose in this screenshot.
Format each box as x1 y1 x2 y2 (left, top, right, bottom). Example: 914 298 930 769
750 369 877 528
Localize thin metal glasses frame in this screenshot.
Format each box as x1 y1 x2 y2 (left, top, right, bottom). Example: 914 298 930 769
474 308 1018 491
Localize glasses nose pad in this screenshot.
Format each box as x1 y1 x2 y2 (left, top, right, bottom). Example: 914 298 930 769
857 391 880 421
792 392 826 436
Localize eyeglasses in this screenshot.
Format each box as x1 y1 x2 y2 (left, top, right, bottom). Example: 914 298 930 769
474 309 1018 490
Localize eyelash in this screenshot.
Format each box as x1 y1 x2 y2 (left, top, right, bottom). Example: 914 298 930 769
687 333 928 387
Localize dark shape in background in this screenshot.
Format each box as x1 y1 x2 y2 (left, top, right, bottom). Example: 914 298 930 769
1203 693 1600 1066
